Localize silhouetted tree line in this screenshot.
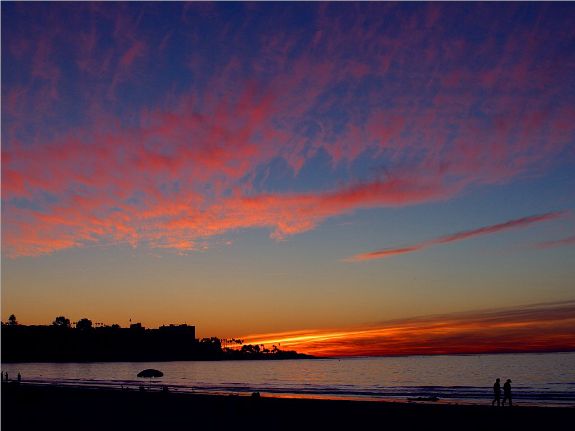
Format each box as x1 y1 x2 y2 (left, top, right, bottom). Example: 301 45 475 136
1 315 312 362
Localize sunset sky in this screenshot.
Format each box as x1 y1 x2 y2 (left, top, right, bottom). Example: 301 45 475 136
2 2 574 356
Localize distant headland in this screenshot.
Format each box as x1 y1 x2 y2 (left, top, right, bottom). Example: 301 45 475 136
1 314 313 362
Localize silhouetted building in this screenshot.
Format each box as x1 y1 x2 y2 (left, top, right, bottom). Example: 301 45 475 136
158 324 195 339
2 322 309 362
2 323 198 362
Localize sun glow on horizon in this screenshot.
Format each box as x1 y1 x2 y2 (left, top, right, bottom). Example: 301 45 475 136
239 301 575 357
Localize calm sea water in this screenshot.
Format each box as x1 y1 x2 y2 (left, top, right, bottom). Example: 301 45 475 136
3 352 574 406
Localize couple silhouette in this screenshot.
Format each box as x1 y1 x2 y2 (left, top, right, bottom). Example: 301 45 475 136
492 378 512 407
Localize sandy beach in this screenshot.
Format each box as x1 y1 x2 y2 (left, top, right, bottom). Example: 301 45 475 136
2 382 573 430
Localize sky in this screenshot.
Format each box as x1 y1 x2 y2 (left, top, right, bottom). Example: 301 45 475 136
2 2 575 356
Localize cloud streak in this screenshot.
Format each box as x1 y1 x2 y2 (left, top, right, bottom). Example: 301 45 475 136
348 211 567 261
239 300 575 357
533 235 575 250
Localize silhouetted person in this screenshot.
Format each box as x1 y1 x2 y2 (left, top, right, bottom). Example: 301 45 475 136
492 378 501 406
4 372 8 381
17 373 21 383
502 379 512 406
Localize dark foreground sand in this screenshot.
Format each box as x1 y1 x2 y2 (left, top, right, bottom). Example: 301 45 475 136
2 382 573 430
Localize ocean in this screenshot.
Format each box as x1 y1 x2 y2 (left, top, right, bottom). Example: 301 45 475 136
3 352 574 406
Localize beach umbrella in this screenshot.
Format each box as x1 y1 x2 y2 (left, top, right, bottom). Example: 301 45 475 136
137 369 164 389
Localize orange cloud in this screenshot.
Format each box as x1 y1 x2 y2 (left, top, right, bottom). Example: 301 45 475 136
348 211 567 261
239 301 575 357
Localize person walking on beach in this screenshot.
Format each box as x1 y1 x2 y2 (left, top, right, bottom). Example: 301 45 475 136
17 373 21 383
492 378 501 407
502 379 512 407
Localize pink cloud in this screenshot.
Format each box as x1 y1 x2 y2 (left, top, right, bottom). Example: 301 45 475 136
435 212 567 244
533 235 575 250
348 211 567 261
119 41 145 68
3 5 575 257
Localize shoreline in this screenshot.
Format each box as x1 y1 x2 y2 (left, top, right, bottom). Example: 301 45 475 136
2 378 575 409
3 380 573 408
3 382 574 430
